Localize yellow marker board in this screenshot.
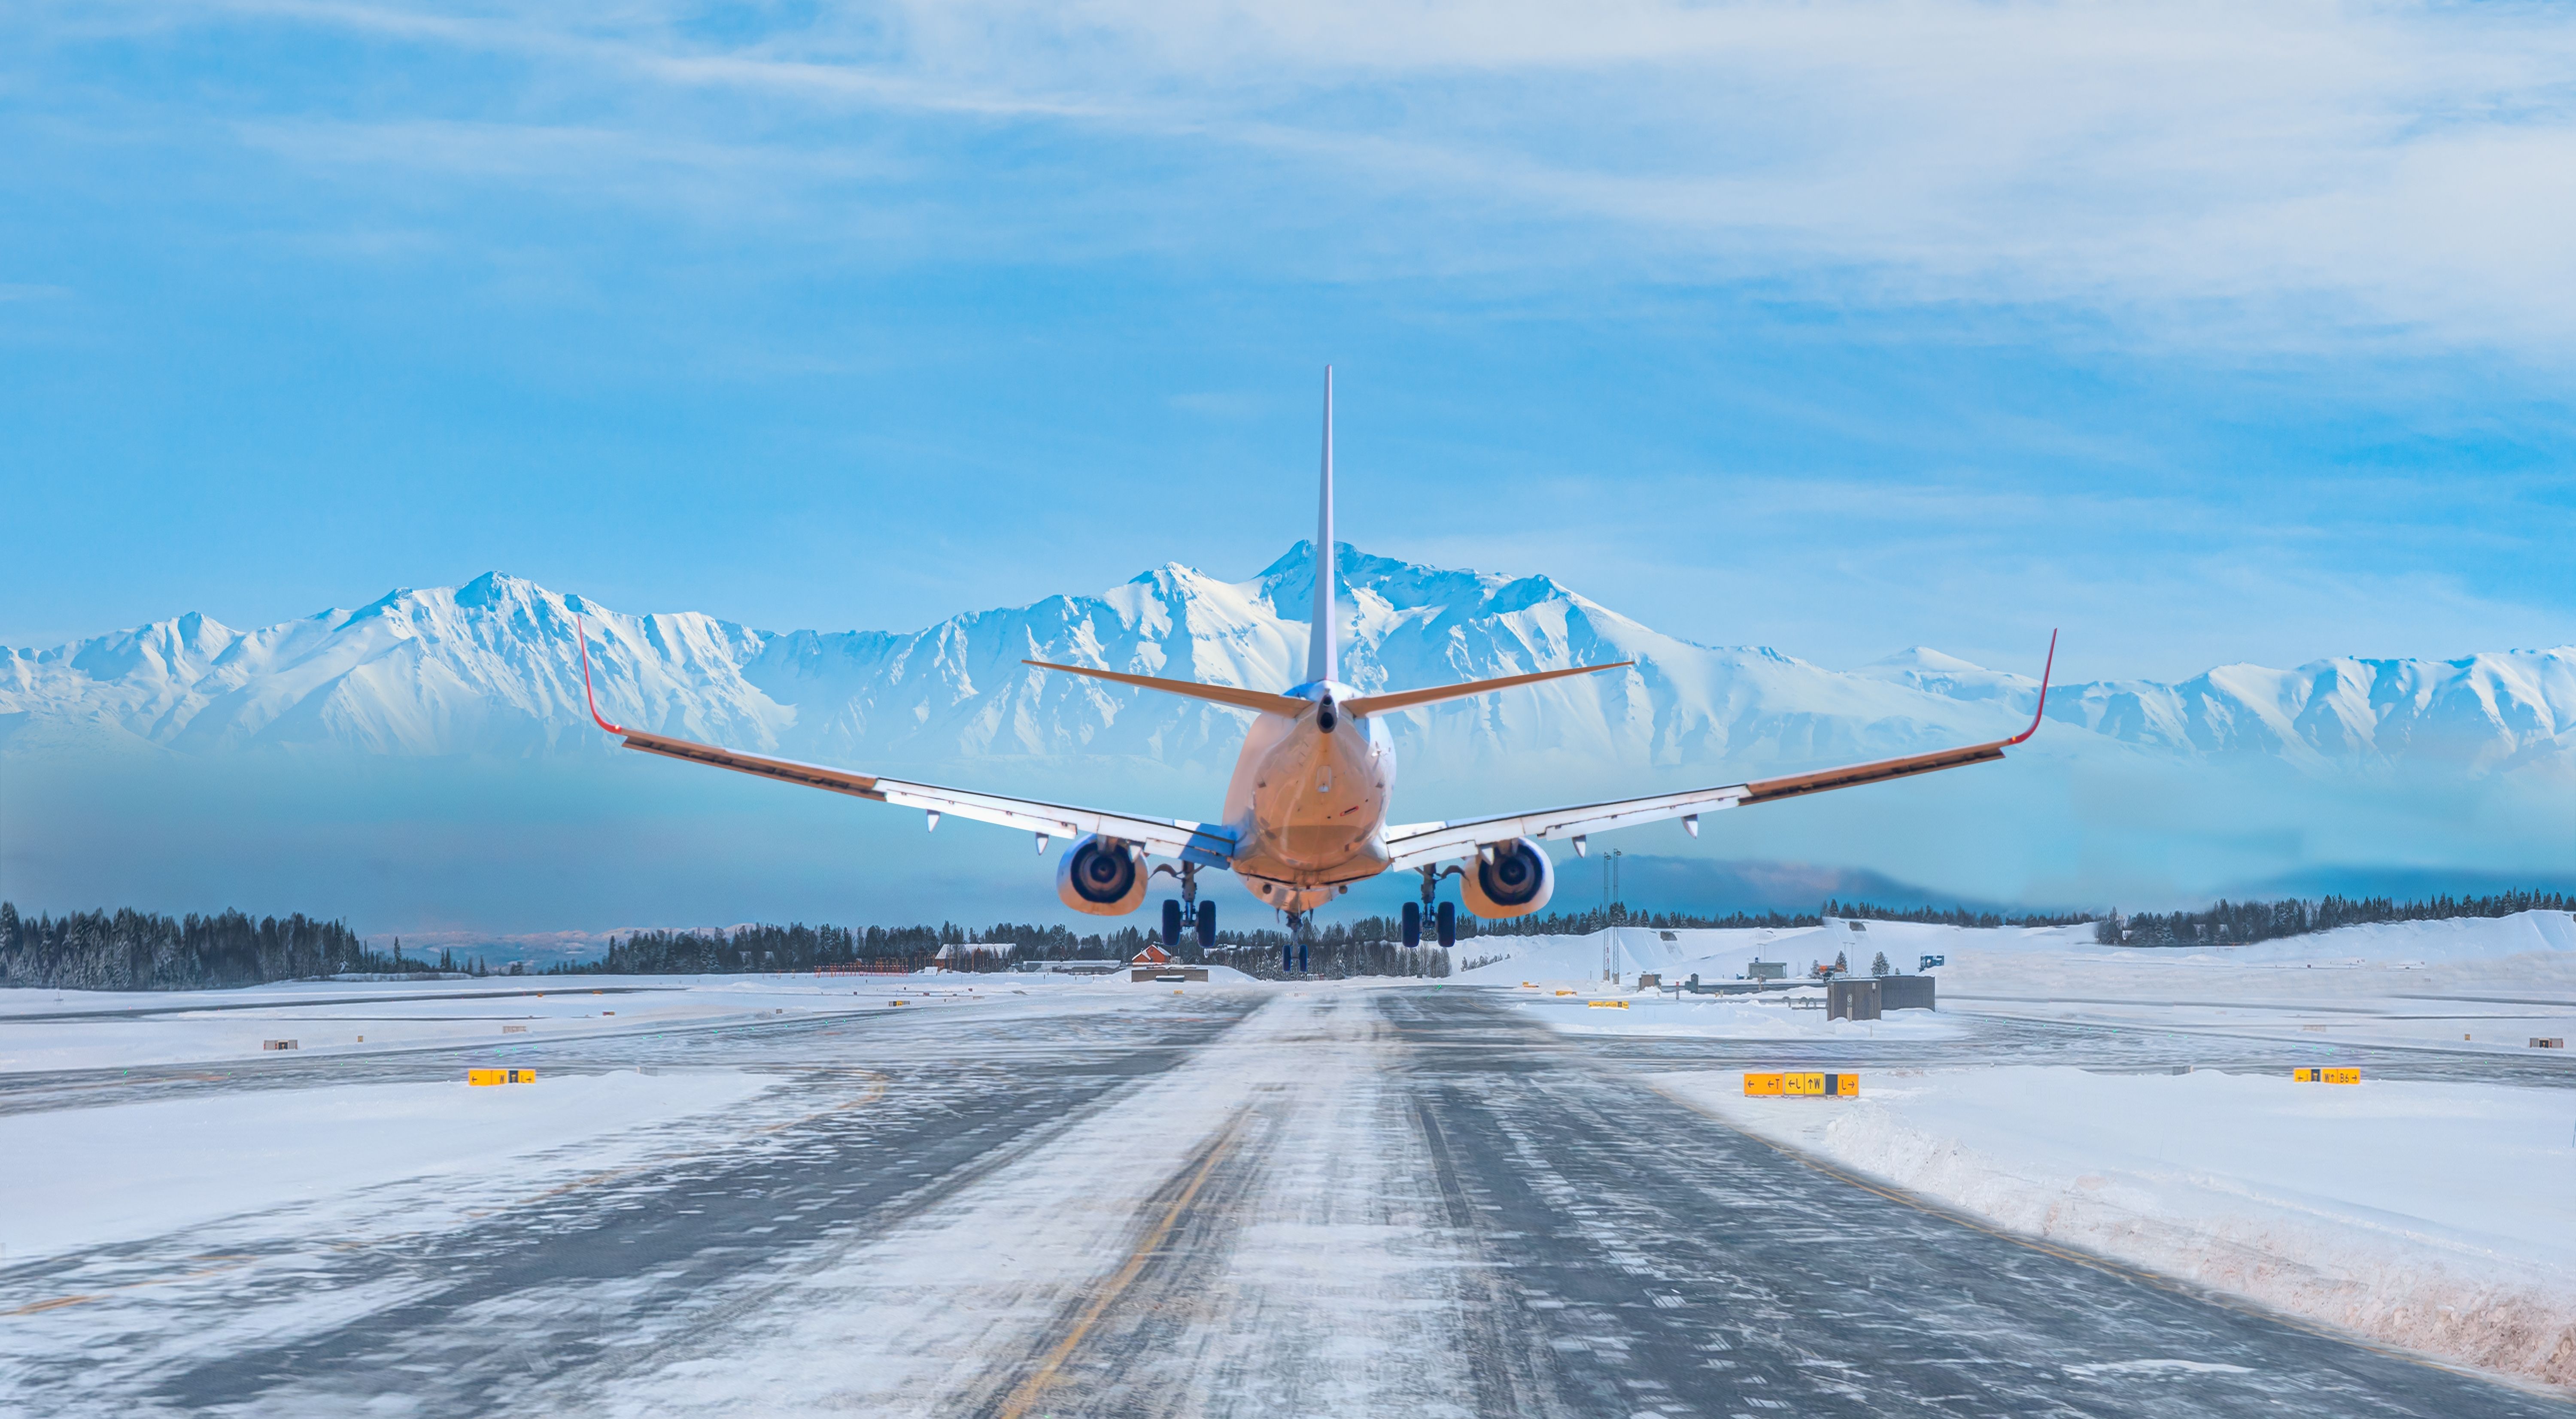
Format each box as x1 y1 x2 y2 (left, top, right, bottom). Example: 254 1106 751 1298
467 1068 538 1087
2294 1067 2360 1084
1744 1071 1856 1098
1587 1000 1629 1010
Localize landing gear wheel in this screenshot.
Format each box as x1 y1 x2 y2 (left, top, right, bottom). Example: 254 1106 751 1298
1161 898 1182 949
1436 901 1457 949
1401 901 1422 948
1195 901 1216 950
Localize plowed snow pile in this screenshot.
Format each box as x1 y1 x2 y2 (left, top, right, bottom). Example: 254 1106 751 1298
1613 910 2576 1387
1663 1066 2576 1384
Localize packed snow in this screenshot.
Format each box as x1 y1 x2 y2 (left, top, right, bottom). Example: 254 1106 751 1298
0 969 1258 1074
0 1070 776 1263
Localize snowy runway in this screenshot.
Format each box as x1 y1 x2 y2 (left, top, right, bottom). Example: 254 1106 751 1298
0 981 2568 1416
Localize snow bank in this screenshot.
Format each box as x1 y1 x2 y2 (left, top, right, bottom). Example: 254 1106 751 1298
1663 1066 2576 1386
1455 925 1870 985
0 1069 775 1261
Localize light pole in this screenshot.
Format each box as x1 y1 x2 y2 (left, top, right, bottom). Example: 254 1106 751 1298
1601 849 1625 984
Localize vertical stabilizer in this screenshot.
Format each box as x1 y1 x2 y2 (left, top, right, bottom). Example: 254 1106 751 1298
1309 367 1337 685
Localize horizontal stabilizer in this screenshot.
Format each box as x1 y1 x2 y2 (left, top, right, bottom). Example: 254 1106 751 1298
1023 660 1308 716
1343 661 1633 718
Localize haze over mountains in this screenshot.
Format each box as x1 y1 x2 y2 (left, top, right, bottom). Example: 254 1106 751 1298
8 543 2573 782
4 544 2571 937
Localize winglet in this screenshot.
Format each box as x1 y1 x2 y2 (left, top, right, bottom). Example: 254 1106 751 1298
2002 629 2057 747
574 611 629 736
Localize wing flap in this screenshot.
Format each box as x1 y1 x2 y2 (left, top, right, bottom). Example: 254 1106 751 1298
617 728 1232 860
578 625 1230 861
1384 784 1753 870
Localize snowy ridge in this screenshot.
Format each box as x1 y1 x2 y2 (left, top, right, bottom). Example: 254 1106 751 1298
7 547 2576 783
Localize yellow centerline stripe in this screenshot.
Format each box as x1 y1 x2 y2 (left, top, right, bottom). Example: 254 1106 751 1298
992 1108 1250 1419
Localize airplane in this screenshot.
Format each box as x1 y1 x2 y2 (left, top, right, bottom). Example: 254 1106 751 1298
575 369 2054 973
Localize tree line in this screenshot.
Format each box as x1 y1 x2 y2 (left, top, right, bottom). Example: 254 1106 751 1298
2096 890 2576 946
15 887 2571 989
0 902 404 990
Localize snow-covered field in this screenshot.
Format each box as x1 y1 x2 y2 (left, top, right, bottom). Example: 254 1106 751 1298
1464 912 2576 1050
0 968 1256 1074
1495 912 2576 1386
0 1070 775 1261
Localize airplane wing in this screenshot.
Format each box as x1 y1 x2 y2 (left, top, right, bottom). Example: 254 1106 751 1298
575 622 1236 866
1384 634 2056 871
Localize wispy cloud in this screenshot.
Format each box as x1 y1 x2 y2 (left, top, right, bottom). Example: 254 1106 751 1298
27 0 2576 355
65 0 2555 358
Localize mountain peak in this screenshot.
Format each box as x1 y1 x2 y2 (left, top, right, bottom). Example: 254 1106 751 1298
1865 647 1991 674
453 570 552 608
6 561 2573 782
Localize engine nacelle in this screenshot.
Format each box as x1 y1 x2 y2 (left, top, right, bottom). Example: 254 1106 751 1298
1460 837 1554 919
1056 835 1148 916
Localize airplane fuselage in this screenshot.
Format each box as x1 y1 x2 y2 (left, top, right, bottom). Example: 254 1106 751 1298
1221 683 1397 913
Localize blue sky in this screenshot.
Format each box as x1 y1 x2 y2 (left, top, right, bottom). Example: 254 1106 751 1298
5 0 2575 684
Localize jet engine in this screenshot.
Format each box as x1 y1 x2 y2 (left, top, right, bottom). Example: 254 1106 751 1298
1055 834 1148 916
1459 837 1554 919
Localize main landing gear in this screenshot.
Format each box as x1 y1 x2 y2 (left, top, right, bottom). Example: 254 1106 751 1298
1154 863 1215 952
1281 910 1310 975
1404 864 1461 948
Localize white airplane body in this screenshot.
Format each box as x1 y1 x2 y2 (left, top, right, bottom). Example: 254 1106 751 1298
580 370 2052 952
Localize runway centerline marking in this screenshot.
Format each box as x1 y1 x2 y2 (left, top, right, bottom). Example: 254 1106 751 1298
990 1104 1253 1419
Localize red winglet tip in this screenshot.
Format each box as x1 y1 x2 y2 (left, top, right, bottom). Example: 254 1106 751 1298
2006 629 2057 746
574 610 628 737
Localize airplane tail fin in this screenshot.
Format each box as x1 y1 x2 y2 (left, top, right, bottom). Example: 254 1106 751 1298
1309 367 1337 685
1341 661 1634 718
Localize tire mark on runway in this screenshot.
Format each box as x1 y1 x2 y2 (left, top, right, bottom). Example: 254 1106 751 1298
1410 1088 1569 1416
972 1105 1258 1419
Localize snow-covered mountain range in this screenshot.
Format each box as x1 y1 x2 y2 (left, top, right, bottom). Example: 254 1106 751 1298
6 544 2573 785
